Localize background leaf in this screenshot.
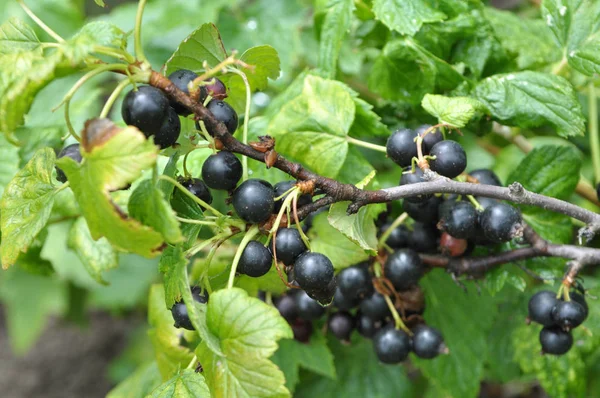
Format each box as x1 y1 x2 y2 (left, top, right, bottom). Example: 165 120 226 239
371 0 446 36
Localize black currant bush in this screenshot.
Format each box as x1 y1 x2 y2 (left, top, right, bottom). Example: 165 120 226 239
2 1 600 397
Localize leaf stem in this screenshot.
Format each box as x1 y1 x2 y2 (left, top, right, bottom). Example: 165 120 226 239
227 67 252 181
346 136 387 153
588 82 600 183
17 0 64 42
378 212 408 248
134 0 150 65
227 225 259 289
174 216 217 226
467 195 483 211
99 78 133 118
383 294 411 334
158 175 224 217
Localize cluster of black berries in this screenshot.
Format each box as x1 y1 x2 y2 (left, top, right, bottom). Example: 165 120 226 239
527 288 589 355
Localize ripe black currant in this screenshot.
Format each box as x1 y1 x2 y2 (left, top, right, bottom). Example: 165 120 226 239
570 292 589 320
328 311 355 343
238 241 272 277
337 264 373 299
167 69 198 115
179 177 212 205
232 179 275 223
400 167 431 203
273 181 312 212
384 249 424 291
539 326 573 355
479 203 522 243
275 293 298 322
476 196 499 210
55 143 82 183
356 313 380 338
438 201 478 239
201 151 243 191
551 300 586 330
402 195 442 224
469 169 502 186
291 319 313 343
379 222 410 249
171 287 209 330
528 290 558 327
359 292 391 321
295 290 326 320
416 124 444 154
409 222 439 253
275 228 307 266
429 140 467 179
333 287 360 310
153 107 181 149
386 128 418 168
294 252 335 292
373 326 411 364
122 86 169 136
306 277 337 306
412 325 446 359
207 100 238 134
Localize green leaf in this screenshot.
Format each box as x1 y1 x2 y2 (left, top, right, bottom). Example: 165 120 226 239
523 211 573 244
128 179 183 244
235 266 288 296
15 125 64 167
73 21 126 50
413 270 497 398
271 332 336 392
350 97 389 137
267 75 355 178
318 0 354 78
473 71 585 138
0 17 40 55
170 188 203 250
0 148 57 268
148 369 210 398
165 23 227 74
422 94 488 128
159 245 187 308
107 362 162 398
195 288 293 398
0 135 20 197
484 266 526 296
67 217 118 285
57 120 163 258
94 0 106 7
541 0 600 75
372 0 446 36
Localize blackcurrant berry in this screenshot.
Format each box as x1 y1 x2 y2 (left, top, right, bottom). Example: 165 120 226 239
400 167 431 203
328 311 355 342
207 100 238 134
551 300 586 330
306 276 337 306
479 203 522 243
202 78 228 101
167 69 198 115
429 140 467 179
55 143 82 183
409 222 439 253
337 264 373 299
179 177 213 205
384 249 424 291
238 241 272 277
528 290 558 327
171 287 209 330
438 201 478 239
295 290 326 320
469 169 502 186
539 326 573 355
570 292 589 320
416 124 444 154
412 325 446 359
359 292 391 321
122 86 169 136
476 196 499 210
373 326 411 364
597 182 600 200
275 227 307 266
232 179 275 223
201 151 243 191
273 181 312 212
153 107 180 149
333 287 360 310
294 252 335 292
291 319 313 343
386 128 418 168
379 222 410 249
356 313 380 338
439 232 468 257
275 293 298 322
402 195 442 224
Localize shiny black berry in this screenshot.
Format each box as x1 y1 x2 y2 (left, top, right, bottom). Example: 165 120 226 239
55 143 82 183
409 223 439 253
275 228 307 266
122 86 169 136
294 252 335 292
380 222 410 248
429 140 467 179
386 128 418 168
238 241 272 277
153 107 181 149
402 195 442 224
167 69 198 115
438 201 478 239
412 325 446 359
373 326 411 364
306 277 337 306
179 177 212 205
273 181 312 212
328 312 355 342
400 167 431 203
333 287 360 310
539 326 573 355
201 151 242 191
207 100 238 134
479 203 522 243
528 290 558 327
356 313 380 338
171 287 209 330
275 294 298 322
570 292 589 320
552 300 586 330
337 264 373 299
384 249 424 291
232 179 275 223
416 124 444 154
295 290 326 320
469 169 502 186
359 292 391 321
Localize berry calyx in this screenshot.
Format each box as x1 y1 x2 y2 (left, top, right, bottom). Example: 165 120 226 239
386 128 418 168
179 177 213 205
232 179 275 223
359 292 391 321
275 293 299 322
528 290 558 327
273 181 312 212
337 264 373 300
201 151 243 191
373 326 411 364
295 290 326 320
55 143 82 183
411 325 447 359
122 86 169 136
400 167 431 203
416 124 444 154
328 311 355 343
294 252 335 292
238 241 272 277
275 228 308 266
479 202 522 243
551 300 586 330
539 326 573 355
384 248 424 291
207 100 238 134
429 140 467 179
438 201 478 239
